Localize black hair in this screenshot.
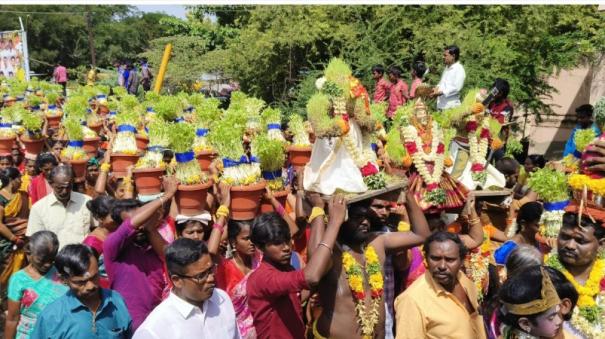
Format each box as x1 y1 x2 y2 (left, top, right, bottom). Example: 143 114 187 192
371 65 384 75
499 266 552 328
505 245 542 278
387 65 402 78
445 45 460 61
49 164 74 183
544 266 578 321
516 202 543 228
250 212 291 249
561 212 605 240
165 238 209 276
526 154 546 169
496 157 520 175
493 78 510 99
0 154 14 165
576 104 594 117
175 219 204 236
412 61 427 79
86 195 115 221
26 230 59 258
228 219 252 242
0 167 19 189
110 198 142 225
55 244 96 278
35 153 58 173
423 231 468 259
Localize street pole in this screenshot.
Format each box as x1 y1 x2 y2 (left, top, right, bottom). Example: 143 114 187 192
154 43 172 94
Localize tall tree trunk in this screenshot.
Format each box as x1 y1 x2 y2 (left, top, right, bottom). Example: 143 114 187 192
86 10 97 67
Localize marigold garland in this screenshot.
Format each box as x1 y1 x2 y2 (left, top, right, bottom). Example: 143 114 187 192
342 246 384 338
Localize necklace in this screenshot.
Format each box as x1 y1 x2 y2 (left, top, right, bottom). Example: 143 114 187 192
342 245 384 339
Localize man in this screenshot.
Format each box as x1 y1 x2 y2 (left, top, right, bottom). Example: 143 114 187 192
563 104 601 159
127 64 139 95
86 65 97 86
140 60 153 92
309 190 431 339
432 45 466 110
31 244 132 338
53 61 68 97
394 232 487 339
27 165 92 248
386 66 409 119
372 65 391 103
134 238 240 339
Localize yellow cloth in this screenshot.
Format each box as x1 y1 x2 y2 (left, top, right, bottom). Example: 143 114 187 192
394 271 487 339
4 192 22 217
312 319 328 339
19 174 30 193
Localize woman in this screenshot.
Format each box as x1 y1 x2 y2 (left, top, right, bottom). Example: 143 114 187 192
5 231 67 339
83 195 119 289
0 155 14 170
19 154 36 194
0 167 29 288
494 202 543 265
28 153 57 205
49 140 64 163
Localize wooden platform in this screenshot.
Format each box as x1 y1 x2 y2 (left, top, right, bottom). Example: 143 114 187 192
321 178 408 204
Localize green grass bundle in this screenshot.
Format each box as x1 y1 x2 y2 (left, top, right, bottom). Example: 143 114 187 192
440 88 481 128
61 117 87 160
385 128 406 167
118 94 140 115
0 105 20 138
392 102 414 129
168 123 206 185
574 128 597 153
208 115 245 160
153 96 184 122
113 109 139 155
136 121 172 170
193 97 221 129
505 138 524 157
253 133 286 190
21 111 43 136
323 58 352 99
595 96 605 130
288 114 311 147
63 96 89 121
112 86 128 98
26 94 43 108
527 168 569 202
307 93 341 138
44 91 60 107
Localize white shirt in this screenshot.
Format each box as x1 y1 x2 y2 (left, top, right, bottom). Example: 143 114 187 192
26 191 92 248
437 61 466 110
133 289 241 339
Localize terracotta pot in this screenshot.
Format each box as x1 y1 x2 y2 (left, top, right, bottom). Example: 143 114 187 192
110 153 140 178
176 180 213 216
133 167 165 195
230 181 267 220
196 150 217 172
66 158 88 179
136 135 149 152
83 137 101 158
89 123 103 134
20 135 45 155
260 189 289 214
287 145 312 168
46 115 62 129
0 136 15 155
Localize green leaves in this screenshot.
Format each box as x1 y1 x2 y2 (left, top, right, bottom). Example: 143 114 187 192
252 133 286 171
527 168 569 203
168 122 196 154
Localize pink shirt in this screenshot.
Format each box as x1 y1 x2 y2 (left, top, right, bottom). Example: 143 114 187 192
387 79 409 118
409 78 423 99
53 66 67 83
373 77 391 102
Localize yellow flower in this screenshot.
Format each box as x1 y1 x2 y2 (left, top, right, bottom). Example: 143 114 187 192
349 275 363 292
343 253 355 271
577 295 597 308
365 247 379 264
369 274 383 289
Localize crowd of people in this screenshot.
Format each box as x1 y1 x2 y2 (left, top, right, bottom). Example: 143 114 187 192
0 42 603 339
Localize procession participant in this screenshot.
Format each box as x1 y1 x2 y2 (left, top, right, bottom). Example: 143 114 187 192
563 104 601 159
310 189 431 339
395 231 487 339
432 45 466 110
83 195 118 289
409 61 427 100
27 153 57 205
371 65 390 103
494 202 543 265
386 66 409 119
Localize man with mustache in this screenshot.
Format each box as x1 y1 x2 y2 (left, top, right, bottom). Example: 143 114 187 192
394 231 487 339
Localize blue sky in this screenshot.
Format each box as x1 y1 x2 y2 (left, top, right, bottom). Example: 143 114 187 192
137 5 188 19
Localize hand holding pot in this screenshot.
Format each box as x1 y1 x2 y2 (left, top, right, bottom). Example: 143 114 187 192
307 191 324 209
218 182 231 208
162 175 178 198
328 194 346 226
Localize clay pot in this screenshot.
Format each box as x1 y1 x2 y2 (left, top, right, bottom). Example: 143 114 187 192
133 167 165 195
287 145 312 168
0 136 16 155
66 158 88 179
260 189 289 214
46 115 62 129
175 180 213 216
83 137 101 158
20 135 45 155
230 181 267 220
110 153 140 178
136 135 149 152
196 150 217 172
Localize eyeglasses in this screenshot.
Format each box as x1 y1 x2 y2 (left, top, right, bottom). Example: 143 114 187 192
177 264 217 284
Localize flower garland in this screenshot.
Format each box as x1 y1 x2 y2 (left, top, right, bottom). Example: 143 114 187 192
569 173 605 197
467 115 490 186
401 117 446 204
538 210 566 239
546 254 605 338
342 246 384 338
342 128 377 177
466 248 490 303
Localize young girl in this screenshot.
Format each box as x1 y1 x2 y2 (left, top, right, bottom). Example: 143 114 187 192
5 231 67 339
28 153 58 205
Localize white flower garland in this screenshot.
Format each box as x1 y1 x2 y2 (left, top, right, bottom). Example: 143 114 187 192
568 298 605 339
342 131 374 168
539 210 566 238
401 121 445 186
468 116 490 185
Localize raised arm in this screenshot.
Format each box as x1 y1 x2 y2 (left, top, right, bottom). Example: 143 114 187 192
306 192 326 260
265 187 299 237
130 176 177 228
458 194 484 250
207 182 230 256
95 144 111 195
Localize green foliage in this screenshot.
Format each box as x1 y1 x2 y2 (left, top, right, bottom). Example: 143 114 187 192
261 107 282 125
193 97 222 128
153 96 184 121
208 114 245 160
147 120 171 147
287 113 311 146
168 122 196 153
527 168 569 202
595 96 605 130
505 138 524 157
64 117 84 141
385 128 406 166
252 133 286 171
63 96 89 120
21 112 43 132
26 95 43 108
307 93 339 137
364 172 387 190
574 128 597 152
115 107 139 127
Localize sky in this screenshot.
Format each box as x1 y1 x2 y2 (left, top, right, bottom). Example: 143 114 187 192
137 5 188 19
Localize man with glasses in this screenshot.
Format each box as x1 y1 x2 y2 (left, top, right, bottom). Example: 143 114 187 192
31 244 132 338
134 238 240 339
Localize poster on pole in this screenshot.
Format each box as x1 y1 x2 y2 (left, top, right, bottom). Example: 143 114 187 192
0 30 27 80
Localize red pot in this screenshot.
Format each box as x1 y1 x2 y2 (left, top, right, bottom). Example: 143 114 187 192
20 135 45 155
196 150 217 172
66 158 88 179
133 167 165 195
260 189 289 214
0 136 16 155
110 153 140 178
288 145 312 168
83 137 101 158
46 115 62 129
175 180 214 216
230 181 267 220
136 135 149 152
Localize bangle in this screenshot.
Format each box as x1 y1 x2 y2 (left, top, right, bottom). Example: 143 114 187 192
397 221 410 232
216 205 229 219
308 207 325 223
317 242 332 254
212 222 225 233
100 163 111 173
275 203 286 217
